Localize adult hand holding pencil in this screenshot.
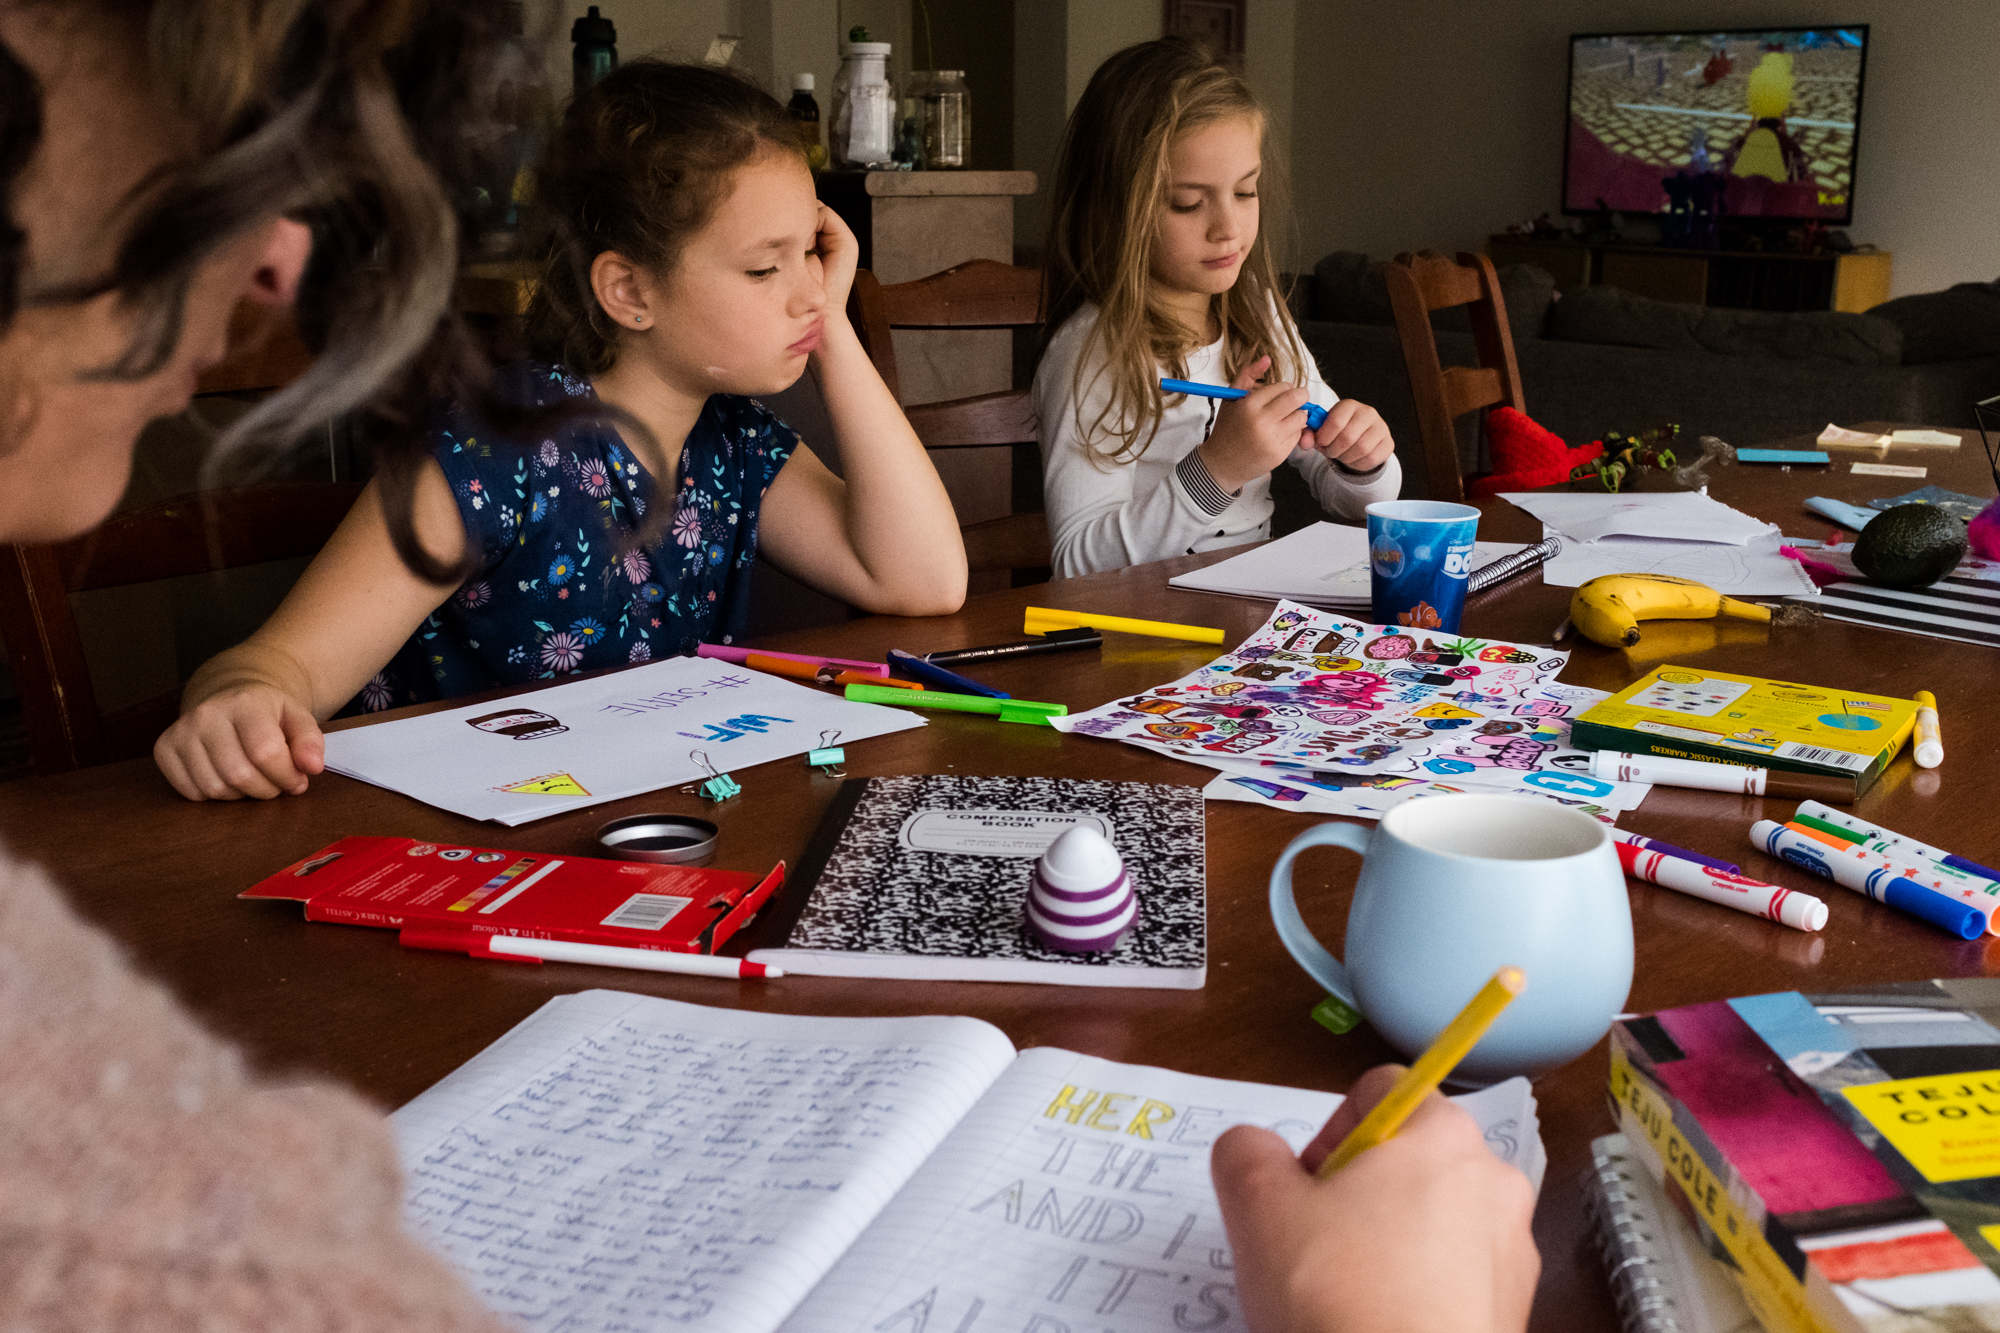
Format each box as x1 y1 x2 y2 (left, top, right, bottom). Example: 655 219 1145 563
1210 972 1539 1333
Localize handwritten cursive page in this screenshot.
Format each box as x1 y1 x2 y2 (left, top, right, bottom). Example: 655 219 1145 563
778 1049 1541 1333
392 991 1017 1332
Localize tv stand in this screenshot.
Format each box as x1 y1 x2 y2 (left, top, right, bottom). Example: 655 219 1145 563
1486 234 1891 314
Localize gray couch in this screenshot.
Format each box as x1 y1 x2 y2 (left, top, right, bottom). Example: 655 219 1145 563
1274 252 2000 519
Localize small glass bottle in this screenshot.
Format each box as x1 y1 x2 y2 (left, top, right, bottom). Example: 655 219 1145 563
921 69 970 170
830 27 896 170
892 96 924 170
788 73 826 171
571 5 617 98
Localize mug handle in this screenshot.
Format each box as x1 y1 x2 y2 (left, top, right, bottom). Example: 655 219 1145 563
1269 822 1373 1010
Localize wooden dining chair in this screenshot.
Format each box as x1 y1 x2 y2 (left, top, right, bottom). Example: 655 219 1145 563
0 299 358 775
0 482 364 774
847 259 1050 584
1382 250 1527 505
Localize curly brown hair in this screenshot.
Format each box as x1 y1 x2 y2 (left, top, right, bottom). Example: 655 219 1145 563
0 0 545 582
525 60 804 376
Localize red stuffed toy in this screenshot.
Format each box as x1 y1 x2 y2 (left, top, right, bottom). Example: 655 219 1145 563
1467 407 1604 499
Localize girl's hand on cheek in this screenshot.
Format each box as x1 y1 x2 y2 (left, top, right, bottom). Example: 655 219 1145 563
1311 399 1395 474
813 202 859 309
1195 354 1313 495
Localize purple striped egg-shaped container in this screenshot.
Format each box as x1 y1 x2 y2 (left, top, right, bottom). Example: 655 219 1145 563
1027 825 1136 953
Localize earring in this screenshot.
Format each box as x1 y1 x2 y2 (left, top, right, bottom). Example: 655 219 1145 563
633 315 645 325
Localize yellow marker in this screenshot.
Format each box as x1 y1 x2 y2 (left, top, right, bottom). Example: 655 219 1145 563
1024 607 1224 645
1316 966 1527 1179
1914 690 1943 769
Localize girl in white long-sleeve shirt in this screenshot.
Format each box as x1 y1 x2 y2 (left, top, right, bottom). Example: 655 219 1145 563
1033 39 1402 579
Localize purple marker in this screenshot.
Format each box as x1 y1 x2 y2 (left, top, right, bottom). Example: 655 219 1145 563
1026 826 1136 953
1611 829 1740 877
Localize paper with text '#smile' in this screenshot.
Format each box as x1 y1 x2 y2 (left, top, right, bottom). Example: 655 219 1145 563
321 655 923 824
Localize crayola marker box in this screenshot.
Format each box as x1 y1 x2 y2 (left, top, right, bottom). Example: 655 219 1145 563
1571 666 1918 798
243 836 784 955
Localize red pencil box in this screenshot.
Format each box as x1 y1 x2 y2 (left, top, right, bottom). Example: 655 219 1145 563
242 836 785 955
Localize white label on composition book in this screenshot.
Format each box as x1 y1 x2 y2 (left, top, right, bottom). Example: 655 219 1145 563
898 810 1115 857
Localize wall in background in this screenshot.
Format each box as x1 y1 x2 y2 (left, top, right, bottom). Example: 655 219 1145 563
1289 2 2000 297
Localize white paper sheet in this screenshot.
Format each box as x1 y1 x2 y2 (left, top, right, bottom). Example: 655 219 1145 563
1167 522 1526 608
323 655 925 824
1499 490 1776 545
1539 527 1820 596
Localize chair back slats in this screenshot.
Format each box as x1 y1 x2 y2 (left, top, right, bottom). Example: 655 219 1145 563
1383 249 1526 505
55 484 364 593
906 389 1035 450
0 482 364 774
1441 366 1506 421
848 261 1050 581
874 258 1043 329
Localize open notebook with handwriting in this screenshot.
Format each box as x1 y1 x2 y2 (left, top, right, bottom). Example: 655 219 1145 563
393 990 1545 1333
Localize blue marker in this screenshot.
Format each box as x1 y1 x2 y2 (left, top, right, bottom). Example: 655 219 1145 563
887 649 1009 700
1750 820 1985 940
1160 378 1329 431
1793 800 2000 887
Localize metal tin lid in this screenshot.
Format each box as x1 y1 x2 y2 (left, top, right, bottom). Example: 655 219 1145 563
595 814 719 866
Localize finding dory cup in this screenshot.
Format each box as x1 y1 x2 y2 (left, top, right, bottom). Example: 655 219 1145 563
1366 500 1479 632
1268 794 1632 1084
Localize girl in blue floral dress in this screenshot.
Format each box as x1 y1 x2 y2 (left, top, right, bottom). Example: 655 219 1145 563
155 63 968 801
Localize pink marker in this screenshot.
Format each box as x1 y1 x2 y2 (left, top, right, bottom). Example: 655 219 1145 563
1616 840 1827 932
697 643 887 677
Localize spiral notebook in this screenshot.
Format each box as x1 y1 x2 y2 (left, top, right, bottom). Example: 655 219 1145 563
1584 1134 1761 1333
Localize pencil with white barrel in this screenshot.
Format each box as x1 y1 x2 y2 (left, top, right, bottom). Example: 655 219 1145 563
1615 840 1825 931
1748 821 1987 940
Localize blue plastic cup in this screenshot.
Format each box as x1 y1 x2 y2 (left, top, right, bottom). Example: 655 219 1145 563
1366 500 1480 632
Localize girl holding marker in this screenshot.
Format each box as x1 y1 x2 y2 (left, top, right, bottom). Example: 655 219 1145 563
155 62 967 802
1033 39 1402 579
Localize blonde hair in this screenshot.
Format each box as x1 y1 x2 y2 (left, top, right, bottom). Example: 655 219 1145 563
1040 37 1303 465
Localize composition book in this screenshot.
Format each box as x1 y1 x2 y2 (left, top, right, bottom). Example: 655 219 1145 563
748 775 1206 989
392 990 1546 1333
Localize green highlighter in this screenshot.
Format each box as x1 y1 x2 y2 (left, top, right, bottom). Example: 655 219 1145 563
843 682 1066 726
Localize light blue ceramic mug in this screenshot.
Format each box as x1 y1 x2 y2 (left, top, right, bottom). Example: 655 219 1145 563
1269 794 1632 1084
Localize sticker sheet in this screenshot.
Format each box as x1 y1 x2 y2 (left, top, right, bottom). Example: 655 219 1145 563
1051 601 1572 777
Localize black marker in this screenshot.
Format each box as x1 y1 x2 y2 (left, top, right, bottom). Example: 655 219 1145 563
923 627 1103 666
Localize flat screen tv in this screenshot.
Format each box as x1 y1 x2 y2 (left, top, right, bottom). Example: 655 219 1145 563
1563 26 1869 225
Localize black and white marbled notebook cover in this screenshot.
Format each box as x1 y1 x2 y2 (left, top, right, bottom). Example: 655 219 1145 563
760 775 1204 983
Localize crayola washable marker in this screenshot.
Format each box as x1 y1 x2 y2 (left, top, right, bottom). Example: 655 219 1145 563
1749 821 1984 940
1793 800 2000 886
1786 818 1998 927
1617 841 1824 931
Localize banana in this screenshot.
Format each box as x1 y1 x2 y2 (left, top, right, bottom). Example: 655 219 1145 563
1568 574 1771 648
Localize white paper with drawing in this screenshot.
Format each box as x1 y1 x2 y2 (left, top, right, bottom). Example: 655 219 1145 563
322 655 923 824
393 991 1544 1333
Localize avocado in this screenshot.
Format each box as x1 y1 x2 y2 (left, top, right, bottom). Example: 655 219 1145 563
1853 503 1969 588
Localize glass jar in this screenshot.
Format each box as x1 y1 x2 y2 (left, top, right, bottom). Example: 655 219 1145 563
920 69 970 170
830 39 896 170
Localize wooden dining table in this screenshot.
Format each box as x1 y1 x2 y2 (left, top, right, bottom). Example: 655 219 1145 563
2 423 1994 1330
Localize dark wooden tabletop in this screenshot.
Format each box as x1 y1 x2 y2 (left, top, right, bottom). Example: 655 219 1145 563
2 424 1993 1331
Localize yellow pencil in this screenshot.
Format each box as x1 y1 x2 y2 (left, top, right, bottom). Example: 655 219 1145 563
1023 606 1225 645
1316 966 1527 1179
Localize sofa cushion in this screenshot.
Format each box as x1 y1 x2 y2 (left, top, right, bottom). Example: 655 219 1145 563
1868 280 2000 365
1311 251 1555 345
1545 284 1903 366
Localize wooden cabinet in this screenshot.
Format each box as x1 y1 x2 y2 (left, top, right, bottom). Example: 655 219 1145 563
1487 235 1892 313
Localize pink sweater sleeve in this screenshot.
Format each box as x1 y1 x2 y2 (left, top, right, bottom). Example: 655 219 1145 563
0 845 510 1331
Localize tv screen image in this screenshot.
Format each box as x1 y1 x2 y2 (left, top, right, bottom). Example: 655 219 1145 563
1564 27 1869 224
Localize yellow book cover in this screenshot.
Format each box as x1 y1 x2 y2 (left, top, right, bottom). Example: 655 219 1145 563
1571 667 1918 796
